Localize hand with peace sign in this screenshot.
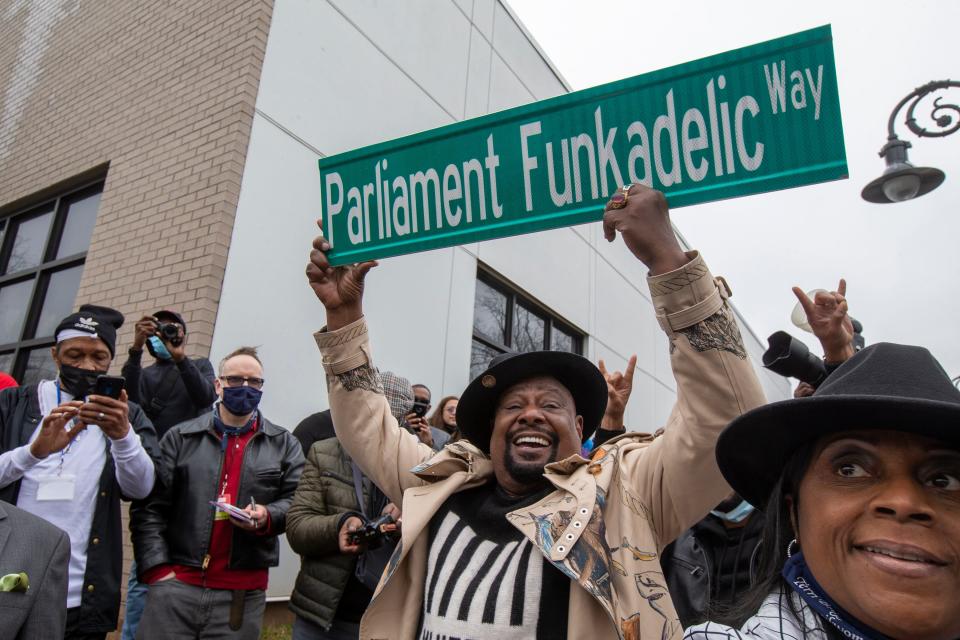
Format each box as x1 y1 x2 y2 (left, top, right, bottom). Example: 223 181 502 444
598 354 637 431
792 278 855 364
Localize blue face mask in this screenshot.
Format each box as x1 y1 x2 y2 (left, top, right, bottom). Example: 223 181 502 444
711 499 755 523
220 385 262 416
146 336 172 361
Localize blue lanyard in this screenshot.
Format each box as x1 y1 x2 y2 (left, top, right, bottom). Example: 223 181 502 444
54 380 80 473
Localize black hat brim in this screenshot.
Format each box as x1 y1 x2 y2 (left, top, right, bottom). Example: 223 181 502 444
717 395 960 508
457 351 608 454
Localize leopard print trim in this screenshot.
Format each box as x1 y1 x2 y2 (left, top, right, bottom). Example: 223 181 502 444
327 364 383 393
672 306 747 359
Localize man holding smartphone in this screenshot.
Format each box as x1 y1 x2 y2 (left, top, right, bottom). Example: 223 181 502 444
403 384 448 451
0 304 158 640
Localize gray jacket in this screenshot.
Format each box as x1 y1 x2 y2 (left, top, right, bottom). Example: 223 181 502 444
0 501 71 639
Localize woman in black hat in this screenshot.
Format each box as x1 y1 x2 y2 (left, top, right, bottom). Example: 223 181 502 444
684 340 960 640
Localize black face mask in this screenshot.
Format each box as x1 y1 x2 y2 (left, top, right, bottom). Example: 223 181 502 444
59 364 103 399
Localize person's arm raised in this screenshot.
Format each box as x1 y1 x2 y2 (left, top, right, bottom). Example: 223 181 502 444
306 222 434 505
601 185 766 548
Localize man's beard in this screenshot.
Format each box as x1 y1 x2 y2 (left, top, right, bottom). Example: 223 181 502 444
502 437 559 487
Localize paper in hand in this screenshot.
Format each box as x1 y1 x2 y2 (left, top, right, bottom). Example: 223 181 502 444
209 500 254 524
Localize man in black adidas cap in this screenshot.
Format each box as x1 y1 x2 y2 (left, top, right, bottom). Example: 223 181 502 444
0 303 157 640
306 184 766 639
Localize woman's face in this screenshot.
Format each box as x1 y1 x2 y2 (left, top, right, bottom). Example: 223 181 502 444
794 430 960 640
443 399 458 428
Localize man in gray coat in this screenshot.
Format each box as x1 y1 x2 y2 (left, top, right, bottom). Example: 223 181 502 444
0 500 71 639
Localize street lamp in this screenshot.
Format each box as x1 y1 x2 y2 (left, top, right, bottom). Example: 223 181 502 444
861 80 959 204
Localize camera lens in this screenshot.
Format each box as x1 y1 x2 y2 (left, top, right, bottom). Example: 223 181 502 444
160 323 180 339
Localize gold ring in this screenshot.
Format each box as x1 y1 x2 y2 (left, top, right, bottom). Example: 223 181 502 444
98 412 105 420
607 184 633 209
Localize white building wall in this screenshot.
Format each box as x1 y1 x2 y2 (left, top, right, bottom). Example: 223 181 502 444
212 0 790 599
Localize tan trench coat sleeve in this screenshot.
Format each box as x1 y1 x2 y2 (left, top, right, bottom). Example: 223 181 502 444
618 251 767 548
313 320 434 507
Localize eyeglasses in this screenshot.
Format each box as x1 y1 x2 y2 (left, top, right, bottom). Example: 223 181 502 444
219 375 265 389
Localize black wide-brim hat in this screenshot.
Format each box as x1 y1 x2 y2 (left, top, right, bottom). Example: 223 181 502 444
457 350 608 454
717 342 960 508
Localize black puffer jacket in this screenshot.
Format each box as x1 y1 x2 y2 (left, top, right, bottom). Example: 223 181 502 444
286 437 374 628
0 384 158 634
130 411 304 574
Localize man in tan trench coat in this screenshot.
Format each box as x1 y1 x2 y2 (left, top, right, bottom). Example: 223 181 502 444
305 185 766 639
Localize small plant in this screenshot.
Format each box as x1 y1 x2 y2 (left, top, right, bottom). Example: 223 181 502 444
259 623 292 640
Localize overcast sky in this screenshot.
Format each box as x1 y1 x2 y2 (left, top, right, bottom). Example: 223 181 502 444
510 0 960 382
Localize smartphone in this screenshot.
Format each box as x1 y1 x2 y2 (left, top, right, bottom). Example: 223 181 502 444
410 400 429 418
94 375 125 399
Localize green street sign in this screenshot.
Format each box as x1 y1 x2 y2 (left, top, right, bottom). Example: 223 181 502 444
319 25 846 265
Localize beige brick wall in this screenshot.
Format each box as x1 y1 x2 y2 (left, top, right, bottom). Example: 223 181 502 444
0 0 274 634
0 0 273 357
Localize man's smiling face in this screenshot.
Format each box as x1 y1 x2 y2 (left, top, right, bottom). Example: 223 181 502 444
489 376 583 496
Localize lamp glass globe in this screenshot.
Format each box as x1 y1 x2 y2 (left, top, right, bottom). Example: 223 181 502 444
882 173 921 202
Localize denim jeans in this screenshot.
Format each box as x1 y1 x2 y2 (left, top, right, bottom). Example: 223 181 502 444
120 559 148 640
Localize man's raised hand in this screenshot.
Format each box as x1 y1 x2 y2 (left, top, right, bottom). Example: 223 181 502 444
601 185 688 276
598 355 636 431
306 219 378 330
792 278 854 363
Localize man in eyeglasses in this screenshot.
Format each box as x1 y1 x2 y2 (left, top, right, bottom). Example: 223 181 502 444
130 346 304 640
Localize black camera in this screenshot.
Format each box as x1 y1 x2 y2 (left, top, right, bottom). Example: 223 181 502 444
154 320 183 347
762 331 827 387
763 319 866 389
347 514 397 549
410 400 429 419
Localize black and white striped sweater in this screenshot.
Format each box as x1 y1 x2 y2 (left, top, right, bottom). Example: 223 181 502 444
418 484 569 640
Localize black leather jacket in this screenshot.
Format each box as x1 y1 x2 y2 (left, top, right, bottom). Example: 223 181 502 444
661 512 764 627
130 410 304 576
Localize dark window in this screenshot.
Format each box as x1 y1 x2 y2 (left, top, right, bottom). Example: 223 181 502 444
470 267 584 379
0 179 104 383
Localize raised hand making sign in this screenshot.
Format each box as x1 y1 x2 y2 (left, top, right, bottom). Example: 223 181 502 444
319 25 846 265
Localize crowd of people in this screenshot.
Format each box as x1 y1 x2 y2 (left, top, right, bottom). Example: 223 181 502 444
1 184 957 640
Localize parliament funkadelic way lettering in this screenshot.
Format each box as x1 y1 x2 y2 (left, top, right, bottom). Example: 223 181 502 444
319 26 847 265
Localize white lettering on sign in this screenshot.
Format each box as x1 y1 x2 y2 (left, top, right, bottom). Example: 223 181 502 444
318 27 844 265
321 60 830 246
516 78 768 211
322 138 505 243
520 121 541 212
765 60 825 120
